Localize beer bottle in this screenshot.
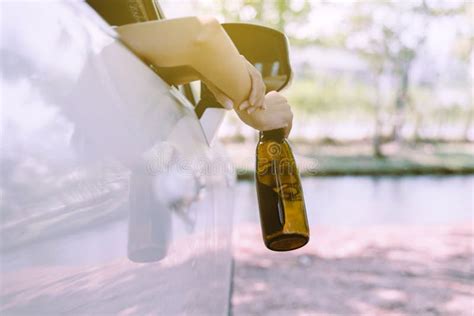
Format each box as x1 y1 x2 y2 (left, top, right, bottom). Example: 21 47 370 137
256 128 309 251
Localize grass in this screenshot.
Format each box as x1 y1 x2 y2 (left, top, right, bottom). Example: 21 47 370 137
229 141 474 179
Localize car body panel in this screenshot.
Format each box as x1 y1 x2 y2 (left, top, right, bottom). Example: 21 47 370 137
0 2 235 315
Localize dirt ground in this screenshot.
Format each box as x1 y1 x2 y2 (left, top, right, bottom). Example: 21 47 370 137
231 223 473 316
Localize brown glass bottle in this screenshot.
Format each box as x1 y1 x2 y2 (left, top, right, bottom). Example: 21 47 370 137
256 128 310 251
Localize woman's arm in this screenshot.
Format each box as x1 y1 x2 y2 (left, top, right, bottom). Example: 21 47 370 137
116 16 292 135
116 16 252 107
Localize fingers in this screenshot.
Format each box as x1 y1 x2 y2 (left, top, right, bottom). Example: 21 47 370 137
235 91 294 135
262 91 293 133
239 57 265 113
205 57 266 113
239 100 251 111
247 60 265 107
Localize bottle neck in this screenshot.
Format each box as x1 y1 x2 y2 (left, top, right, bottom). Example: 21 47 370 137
259 128 286 142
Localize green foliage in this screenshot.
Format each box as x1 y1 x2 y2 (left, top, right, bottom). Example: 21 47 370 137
409 87 471 122
286 76 471 133
236 142 474 179
285 76 374 116
210 0 472 143
219 0 311 35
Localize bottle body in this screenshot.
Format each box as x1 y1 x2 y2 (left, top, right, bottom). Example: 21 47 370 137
256 128 309 251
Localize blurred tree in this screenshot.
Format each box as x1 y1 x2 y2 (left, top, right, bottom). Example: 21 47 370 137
218 0 310 35
337 0 467 156
451 2 473 141
213 0 470 146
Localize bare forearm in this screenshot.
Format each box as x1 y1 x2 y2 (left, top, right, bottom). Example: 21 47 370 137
116 16 252 105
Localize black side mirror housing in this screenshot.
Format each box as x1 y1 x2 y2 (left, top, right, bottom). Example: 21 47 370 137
222 23 292 92
196 23 292 118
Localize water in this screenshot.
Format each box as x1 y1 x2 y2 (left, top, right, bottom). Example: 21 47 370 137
2 176 472 272
235 175 473 227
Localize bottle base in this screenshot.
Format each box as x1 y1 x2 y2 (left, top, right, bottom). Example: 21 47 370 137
265 233 309 252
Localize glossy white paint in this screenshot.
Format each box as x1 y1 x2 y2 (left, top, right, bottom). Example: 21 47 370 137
0 2 235 315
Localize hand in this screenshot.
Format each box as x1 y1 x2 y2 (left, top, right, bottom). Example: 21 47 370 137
207 56 265 112
236 91 293 137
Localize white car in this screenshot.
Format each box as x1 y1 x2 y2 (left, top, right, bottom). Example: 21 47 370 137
0 1 235 314
0 0 293 314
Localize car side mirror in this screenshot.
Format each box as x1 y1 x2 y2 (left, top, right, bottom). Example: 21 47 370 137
196 23 292 118
222 23 292 92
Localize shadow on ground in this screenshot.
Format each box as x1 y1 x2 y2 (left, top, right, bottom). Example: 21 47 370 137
1 240 231 315
231 224 473 316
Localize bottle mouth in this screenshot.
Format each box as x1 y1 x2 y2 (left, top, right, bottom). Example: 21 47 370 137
267 234 309 251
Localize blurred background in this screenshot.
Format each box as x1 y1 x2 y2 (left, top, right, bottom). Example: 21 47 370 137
0 0 472 315
162 0 473 174
160 0 473 315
